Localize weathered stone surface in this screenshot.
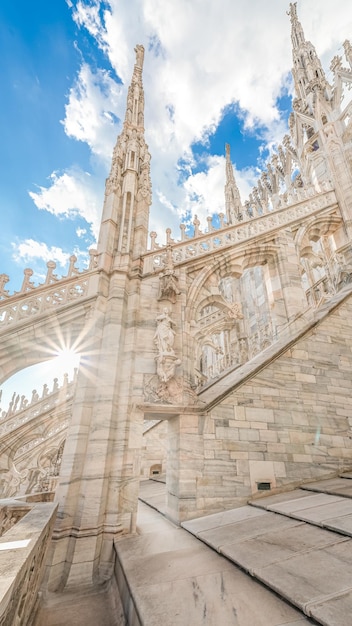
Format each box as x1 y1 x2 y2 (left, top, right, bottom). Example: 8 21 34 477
309 590 352 626
221 524 347 571
303 477 352 498
195 514 302 551
115 501 308 626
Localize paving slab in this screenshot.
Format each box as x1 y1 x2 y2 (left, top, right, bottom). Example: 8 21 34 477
35 585 124 626
323 513 352 536
115 501 312 626
255 540 352 612
182 505 266 535
275 499 352 526
303 477 352 498
117 541 235 588
220 524 348 572
262 493 344 515
197 513 302 551
309 589 352 626
139 480 166 499
117 525 198 561
250 489 312 509
138 492 166 514
131 569 310 626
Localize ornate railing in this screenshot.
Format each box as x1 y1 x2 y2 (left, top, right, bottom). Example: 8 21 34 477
0 500 57 625
0 276 90 329
0 251 98 330
143 187 336 274
202 322 274 383
0 373 76 427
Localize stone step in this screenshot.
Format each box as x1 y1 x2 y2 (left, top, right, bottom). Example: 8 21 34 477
301 475 352 499
251 488 352 537
115 500 311 626
182 489 352 625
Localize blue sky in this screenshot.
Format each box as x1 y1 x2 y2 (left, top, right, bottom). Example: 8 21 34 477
0 0 352 408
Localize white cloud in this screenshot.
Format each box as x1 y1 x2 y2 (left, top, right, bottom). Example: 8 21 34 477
30 1 352 248
28 168 103 239
12 240 71 268
11 239 92 289
63 63 122 160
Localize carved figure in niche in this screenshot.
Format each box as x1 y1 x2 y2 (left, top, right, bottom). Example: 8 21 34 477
158 246 181 303
239 338 248 363
153 308 181 384
154 308 176 355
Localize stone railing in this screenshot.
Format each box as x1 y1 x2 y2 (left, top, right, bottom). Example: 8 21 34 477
202 322 274 384
198 309 226 330
0 499 57 625
305 276 332 308
0 251 98 330
0 251 98 300
143 187 337 274
0 276 90 329
14 420 69 460
0 373 76 426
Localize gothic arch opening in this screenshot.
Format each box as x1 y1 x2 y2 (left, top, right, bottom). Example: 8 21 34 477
193 263 277 385
0 356 78 498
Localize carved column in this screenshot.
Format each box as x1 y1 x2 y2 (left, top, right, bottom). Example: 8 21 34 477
275 229 307 324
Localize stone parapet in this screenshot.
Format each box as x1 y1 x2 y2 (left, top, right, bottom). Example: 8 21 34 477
142 188 337 274
0 499 57 625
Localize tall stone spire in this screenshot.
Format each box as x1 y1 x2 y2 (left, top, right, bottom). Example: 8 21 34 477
98 44 152 270
224 144 243 224
288 2 331 109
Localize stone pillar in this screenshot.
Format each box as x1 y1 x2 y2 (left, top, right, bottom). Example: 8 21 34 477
275 229 307 323
46 271 145 591
166 413 204 524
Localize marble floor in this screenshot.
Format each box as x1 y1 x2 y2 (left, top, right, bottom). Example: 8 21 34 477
114 494 311 625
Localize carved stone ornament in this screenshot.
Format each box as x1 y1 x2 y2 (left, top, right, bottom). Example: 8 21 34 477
153 307 181 383
158 246 181 303
158 271 181 303
226 301 244 320
143 374 197 405
155 353 181 383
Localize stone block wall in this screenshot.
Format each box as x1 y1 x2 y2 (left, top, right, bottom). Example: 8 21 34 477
141 420 167 479
169 294 352 521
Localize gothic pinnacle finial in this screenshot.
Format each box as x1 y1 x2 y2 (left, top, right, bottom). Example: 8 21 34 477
134 45 144 70
287 2 297 21
224 143 242 225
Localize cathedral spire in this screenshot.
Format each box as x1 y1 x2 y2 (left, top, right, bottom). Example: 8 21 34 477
288 2 331 108
225 144 243 224
98 45 152 268
124 45 145 129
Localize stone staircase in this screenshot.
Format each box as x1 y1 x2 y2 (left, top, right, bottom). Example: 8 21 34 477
182 474 352 626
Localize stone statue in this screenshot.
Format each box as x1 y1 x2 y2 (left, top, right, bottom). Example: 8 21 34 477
153 308 181 384
154 308 176 355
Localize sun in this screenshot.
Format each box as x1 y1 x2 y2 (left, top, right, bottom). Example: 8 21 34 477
55 348 80 374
